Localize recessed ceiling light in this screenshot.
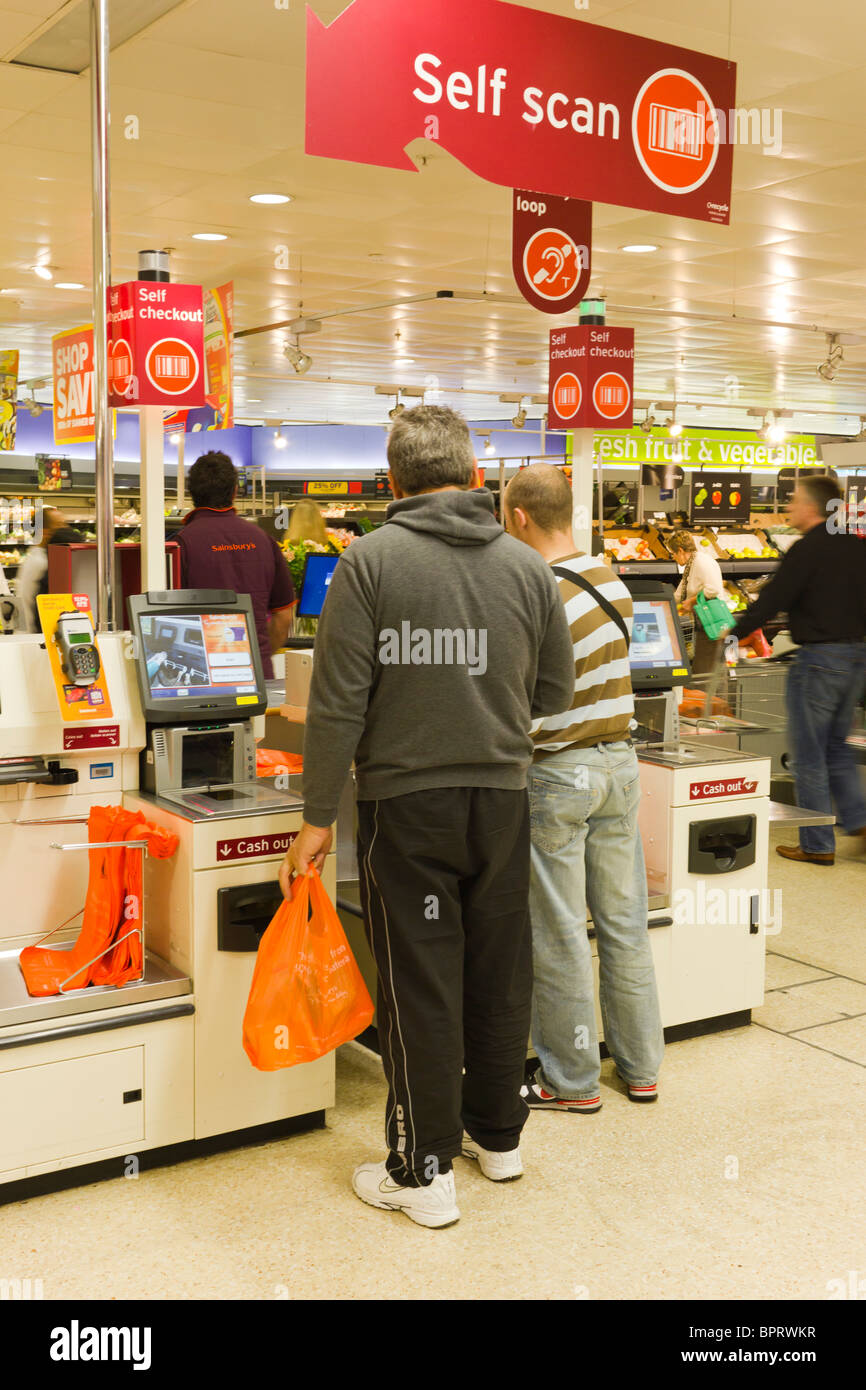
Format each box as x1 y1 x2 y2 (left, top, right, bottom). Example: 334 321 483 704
249 193 292 205
192 232 228 241
56 282 86 290
245 397 262 403
395 357 415 365
32 265 53 280
620 243 659 254
368 252 385 261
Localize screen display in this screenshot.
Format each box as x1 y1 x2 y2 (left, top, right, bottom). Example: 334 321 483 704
298 553 339 617
140 612 257 701
630 599 685 672
689 471 752 525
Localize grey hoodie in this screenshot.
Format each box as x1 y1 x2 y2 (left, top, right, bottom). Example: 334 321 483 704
302 489 575 827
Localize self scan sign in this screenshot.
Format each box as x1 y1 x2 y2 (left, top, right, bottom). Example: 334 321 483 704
305 0 736 223
107 282 205 408
52 325 95 444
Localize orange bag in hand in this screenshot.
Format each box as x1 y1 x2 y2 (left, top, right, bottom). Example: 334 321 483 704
242 868 374 1071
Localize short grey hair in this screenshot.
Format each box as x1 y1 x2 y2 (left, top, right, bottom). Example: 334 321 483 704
387 405 475 495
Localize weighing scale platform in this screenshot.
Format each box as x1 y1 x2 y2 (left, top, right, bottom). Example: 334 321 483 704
140 782 303 822
0 946 191 1033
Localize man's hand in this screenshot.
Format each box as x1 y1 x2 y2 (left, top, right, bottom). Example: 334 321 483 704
279 821 333 898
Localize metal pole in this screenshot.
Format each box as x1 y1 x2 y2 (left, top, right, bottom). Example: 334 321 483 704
90 0 116 631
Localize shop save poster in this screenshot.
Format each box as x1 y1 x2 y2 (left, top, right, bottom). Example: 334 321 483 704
52 325 95 444
0 349 18 451
203 282 233 429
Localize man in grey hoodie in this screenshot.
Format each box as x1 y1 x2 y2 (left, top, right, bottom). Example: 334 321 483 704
280 406 574 1228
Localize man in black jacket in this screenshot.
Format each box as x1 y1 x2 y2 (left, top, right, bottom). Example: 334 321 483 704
731 476 866 864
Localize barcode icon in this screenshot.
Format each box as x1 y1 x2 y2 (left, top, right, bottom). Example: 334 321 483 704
557 385 578 406
598 385 624 406
109 353 131 379
648 103 704 159
154 355 188 378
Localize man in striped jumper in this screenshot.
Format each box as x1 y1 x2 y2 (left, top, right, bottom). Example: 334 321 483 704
505 464 664 1113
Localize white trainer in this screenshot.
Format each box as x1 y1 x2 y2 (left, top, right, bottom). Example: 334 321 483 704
461 1137 523 1181
351 1161 460 1228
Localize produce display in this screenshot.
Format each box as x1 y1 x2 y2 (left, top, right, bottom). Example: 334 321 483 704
713 530 776 559
602 535 655 562
767 529 799 553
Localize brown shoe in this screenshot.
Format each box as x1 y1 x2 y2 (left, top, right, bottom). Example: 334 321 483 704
776 844 834 866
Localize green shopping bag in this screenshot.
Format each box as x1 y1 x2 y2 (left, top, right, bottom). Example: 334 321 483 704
694 591 734 640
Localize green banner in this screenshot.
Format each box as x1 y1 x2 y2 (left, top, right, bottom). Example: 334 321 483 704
578 427 818 471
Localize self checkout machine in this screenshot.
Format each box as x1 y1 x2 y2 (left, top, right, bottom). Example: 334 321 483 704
623 580 772 1035
0 592 333 1200
0 622 194 1195
123 590 335 1144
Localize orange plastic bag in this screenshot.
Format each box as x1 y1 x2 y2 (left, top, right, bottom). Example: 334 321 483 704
19 805 179 997
255 747 303 778
243 868 374 1071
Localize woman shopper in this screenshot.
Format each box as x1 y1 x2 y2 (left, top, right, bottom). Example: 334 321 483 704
287 498 330 547
670 532 725 675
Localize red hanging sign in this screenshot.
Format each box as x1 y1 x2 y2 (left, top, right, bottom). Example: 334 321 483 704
306 0 736 224
512 191 592 314
107 282 205 408
548 326 635 430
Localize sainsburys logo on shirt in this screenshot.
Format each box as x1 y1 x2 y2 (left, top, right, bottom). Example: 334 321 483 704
690 777 758 800
212 542 256 552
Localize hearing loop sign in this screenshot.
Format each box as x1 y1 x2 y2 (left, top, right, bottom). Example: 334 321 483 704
512 190 592 313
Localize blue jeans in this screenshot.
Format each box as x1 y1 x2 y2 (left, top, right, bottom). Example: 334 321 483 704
787 643 866 854
527 743 664 1099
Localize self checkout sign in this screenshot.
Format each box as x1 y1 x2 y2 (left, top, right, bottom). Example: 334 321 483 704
548 325 635 430
107 282 205 408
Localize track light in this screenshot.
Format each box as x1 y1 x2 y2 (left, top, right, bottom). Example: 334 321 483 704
667 415 682 437
22 397 44 418
485 439 496 456
284 339 313 375
388 392 405 421
512 405 527 429
759 411 787 444
817 333 843 382
273 430 288 449
640 404 656 435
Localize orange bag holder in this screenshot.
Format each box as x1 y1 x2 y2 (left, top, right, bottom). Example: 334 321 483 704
243 867 374 1071
19 805 179 998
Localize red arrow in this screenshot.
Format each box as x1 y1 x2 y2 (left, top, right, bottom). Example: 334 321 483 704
305 0 736 222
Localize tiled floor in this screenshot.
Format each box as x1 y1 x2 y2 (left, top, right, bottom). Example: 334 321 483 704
0 825 863 1300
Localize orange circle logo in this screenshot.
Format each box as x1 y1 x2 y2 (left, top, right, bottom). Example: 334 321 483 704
552 372 582 420
523 229 586 302
592 372 631 420
632 68 719 195
145 337 200 395
108 338 133 395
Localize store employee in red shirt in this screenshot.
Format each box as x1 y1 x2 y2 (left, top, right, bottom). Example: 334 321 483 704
177 451 295 678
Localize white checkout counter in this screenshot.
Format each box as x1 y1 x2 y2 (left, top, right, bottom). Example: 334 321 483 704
0 592 334 1201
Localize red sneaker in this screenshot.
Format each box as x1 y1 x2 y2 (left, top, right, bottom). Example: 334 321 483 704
521 1079 602 1114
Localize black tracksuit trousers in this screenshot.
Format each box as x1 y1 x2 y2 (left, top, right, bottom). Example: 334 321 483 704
357 786 532 1187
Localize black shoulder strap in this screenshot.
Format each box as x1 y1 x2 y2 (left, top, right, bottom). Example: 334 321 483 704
552 564 631 650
